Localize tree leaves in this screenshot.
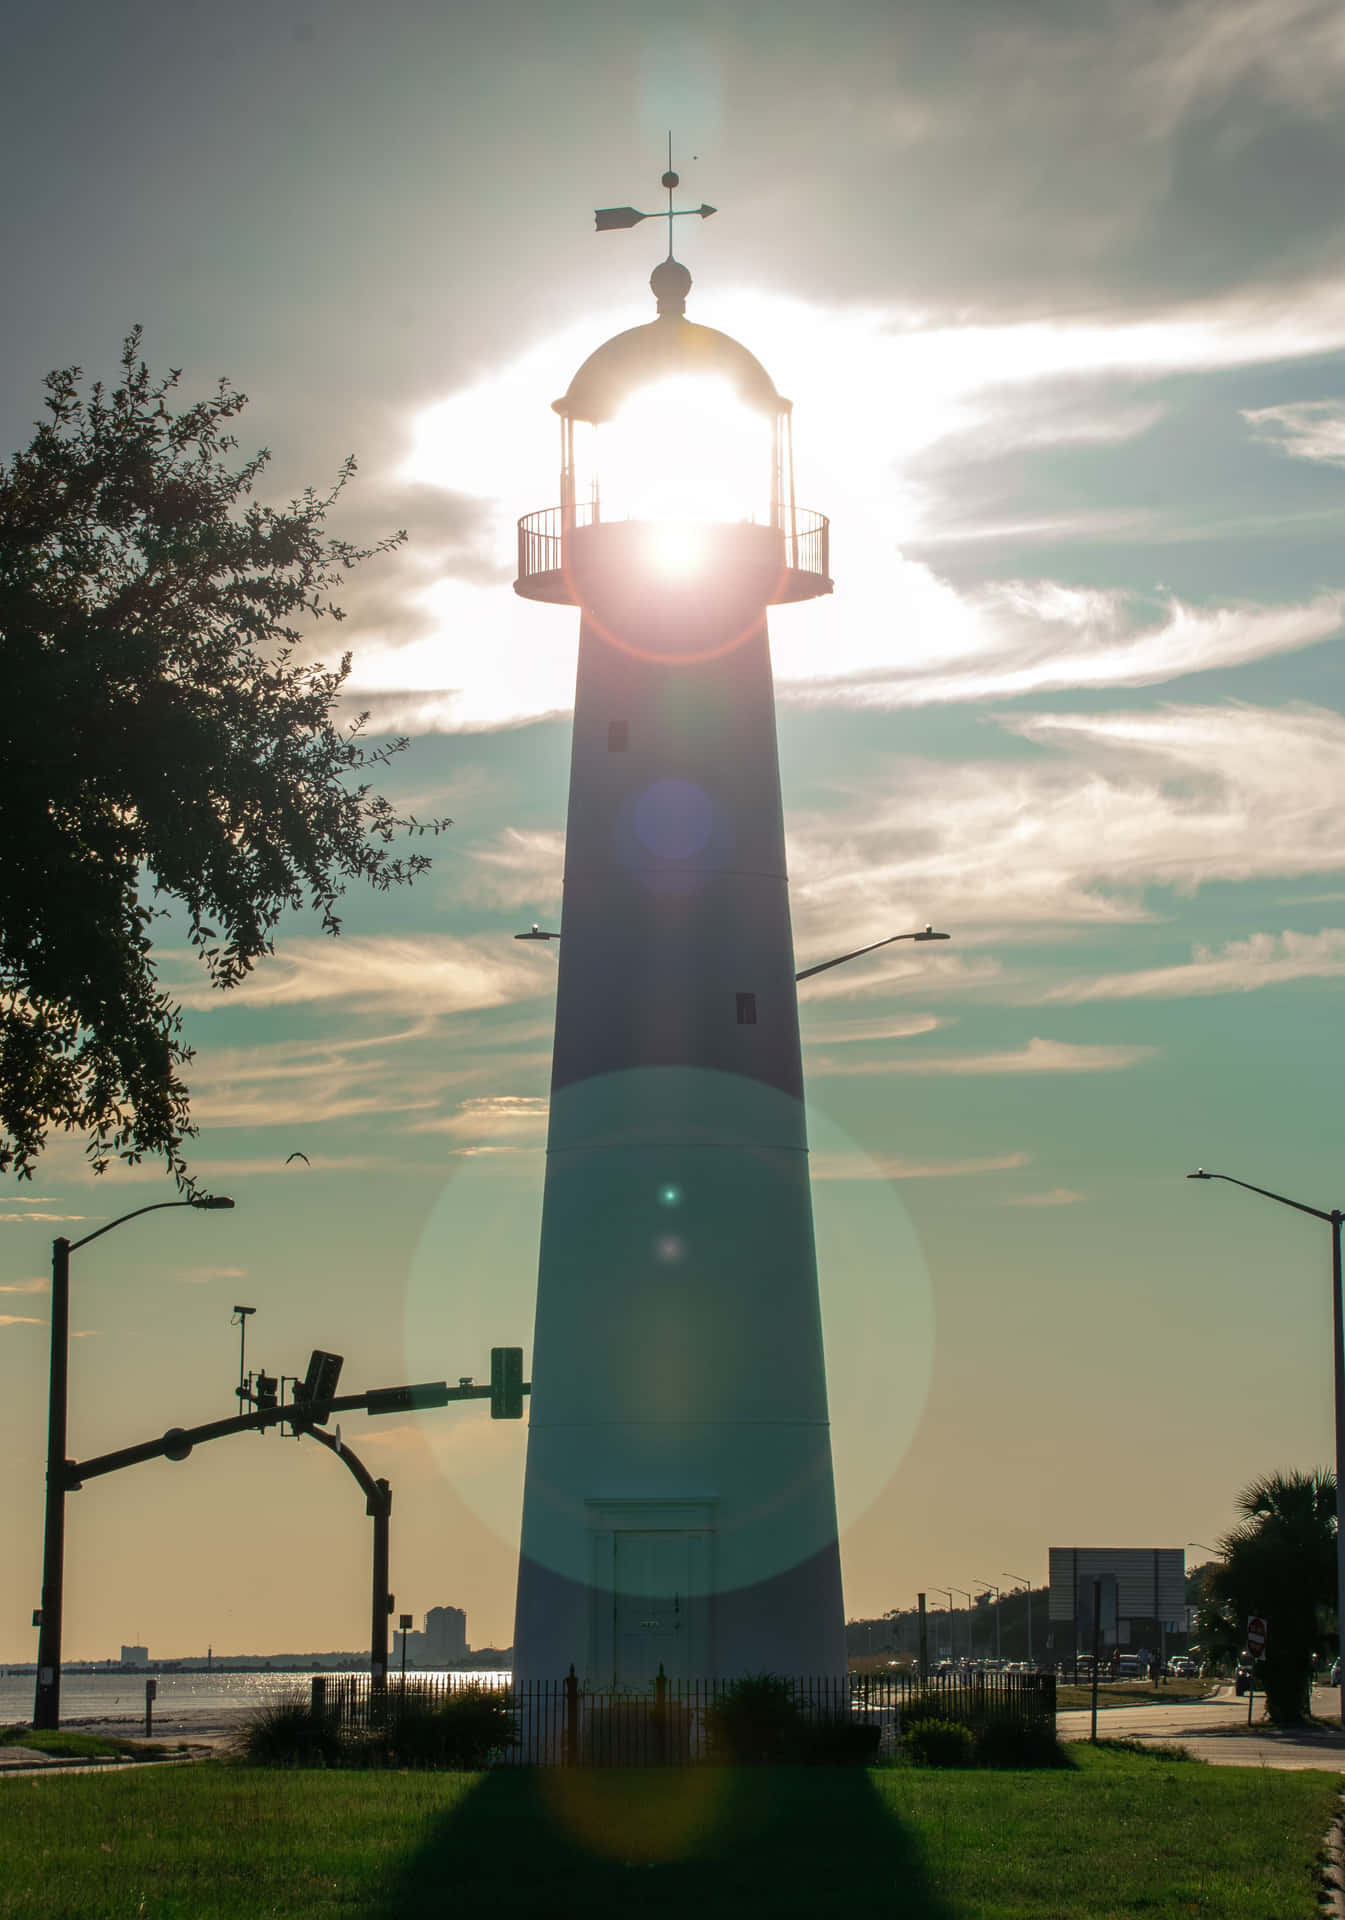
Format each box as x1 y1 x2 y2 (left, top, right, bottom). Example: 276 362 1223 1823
0 331 450 1189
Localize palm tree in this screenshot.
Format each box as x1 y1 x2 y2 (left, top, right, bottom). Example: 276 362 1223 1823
1208 1468 1337 1724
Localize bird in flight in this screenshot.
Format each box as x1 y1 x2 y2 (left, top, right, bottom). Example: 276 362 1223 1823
285 1151 311 1166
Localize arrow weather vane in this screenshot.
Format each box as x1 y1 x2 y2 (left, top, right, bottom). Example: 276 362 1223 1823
594 133 715 254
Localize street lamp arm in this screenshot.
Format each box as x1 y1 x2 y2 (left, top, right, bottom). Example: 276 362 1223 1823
67 1195 234 1255
795 926 950 983
1186 1169 1334 1223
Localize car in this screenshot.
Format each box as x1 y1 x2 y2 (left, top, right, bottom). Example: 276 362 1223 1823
1167 1655 1196 1678
1330 1659 1341 1687
1115 1655 1143 1678
1234 1656 1254 1696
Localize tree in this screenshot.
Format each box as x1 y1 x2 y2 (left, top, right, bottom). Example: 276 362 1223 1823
1207 1468 1337 1723
0 331 448 1187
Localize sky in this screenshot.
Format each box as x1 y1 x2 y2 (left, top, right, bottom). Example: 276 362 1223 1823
5 0 1345 1662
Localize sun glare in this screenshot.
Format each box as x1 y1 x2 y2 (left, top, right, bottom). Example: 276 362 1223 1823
590 376 770 527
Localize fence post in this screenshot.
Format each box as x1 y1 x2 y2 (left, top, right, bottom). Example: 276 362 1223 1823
564 1664 579 1768
311 1675 327 1720
654 1661 667 1765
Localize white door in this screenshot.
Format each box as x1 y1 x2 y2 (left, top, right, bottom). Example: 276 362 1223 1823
612 1531 704 1685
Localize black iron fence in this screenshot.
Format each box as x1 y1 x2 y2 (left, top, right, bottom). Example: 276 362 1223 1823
312 1667 1054 1767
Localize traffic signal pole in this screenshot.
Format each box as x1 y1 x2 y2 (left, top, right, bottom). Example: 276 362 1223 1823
33 1238 70 1730
44 1361 528 1725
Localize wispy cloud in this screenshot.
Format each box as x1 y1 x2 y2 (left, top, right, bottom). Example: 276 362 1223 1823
411 1095 550 1141
178 1266 249 1286
1244 399 1345 465
171 935 550 1016
788 703 1345 959
0 1212 90 1223
811 1038 1155 1077
811 1149 1031 1181
0 1277 48 1294
1004 1188 1086 1208
0 1314 45 1329
800 1012 944 1044
1037 929 1345 1003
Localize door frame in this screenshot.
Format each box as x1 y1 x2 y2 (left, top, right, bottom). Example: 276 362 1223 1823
585 1498 717 1685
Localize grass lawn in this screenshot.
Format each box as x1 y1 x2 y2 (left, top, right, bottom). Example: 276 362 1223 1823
0 1747 1338 1918
1054 1681 1219 1712
0 1725 181 1762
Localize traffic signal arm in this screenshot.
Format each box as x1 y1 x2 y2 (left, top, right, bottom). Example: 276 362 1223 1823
65 1376 531 1486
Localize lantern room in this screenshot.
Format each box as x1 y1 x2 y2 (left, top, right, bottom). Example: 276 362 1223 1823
515 258 831 609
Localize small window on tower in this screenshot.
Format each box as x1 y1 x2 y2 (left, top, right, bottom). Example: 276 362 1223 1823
608 720 629 752
736 992 757 1026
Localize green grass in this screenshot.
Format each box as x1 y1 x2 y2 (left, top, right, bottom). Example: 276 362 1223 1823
0 1725 178 1762
0 1748 1338 1918
1054 1680 1219 1711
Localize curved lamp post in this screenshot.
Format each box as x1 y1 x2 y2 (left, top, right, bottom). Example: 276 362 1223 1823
795 925 950 983
953 1587 974 1661
1187 1166 1345 1727
1004 1572 1034 1666
974 1580 1002 1662
932 1585 954 1666
514 924 953 982
33 1194 235 1728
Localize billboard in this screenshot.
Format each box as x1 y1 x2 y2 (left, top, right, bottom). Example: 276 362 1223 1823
1048 1547 1186 1635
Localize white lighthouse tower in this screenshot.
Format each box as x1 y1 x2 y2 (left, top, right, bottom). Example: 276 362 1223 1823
512 178 846 1685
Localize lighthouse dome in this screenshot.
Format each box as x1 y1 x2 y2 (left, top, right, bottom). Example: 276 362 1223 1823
555 286 788 426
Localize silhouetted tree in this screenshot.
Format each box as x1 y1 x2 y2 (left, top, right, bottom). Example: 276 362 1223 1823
0 331 447 1187
1208 1468 1336 1723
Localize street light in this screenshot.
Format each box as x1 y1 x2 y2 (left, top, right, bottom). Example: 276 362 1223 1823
1005 1572 1034 1667
795 925 951 983
974 1581 1002 1662
952 1588 974 1661
33 1194 235 1729
1187 1165 1345 1727
932 1586 954 1665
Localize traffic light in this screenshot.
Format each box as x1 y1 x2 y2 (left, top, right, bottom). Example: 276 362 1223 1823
254 1373 278 1411
295 1349 344 1422
490 1347 524 1419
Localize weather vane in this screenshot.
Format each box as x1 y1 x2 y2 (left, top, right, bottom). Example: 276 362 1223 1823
594 133 715 254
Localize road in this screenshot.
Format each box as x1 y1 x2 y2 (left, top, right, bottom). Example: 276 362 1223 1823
1057 1683 1345 1769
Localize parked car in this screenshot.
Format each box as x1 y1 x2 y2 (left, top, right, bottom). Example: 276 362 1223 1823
1330 1658 1340 1687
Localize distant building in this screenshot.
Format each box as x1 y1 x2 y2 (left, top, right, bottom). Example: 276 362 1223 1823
119 1645 148 1667
397 1606 470 1669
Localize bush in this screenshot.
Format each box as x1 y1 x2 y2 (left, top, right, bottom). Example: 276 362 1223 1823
704 1674 805 1763
232 1696 344 1768
903 1717 976 1768
381 1688 516 1769
975 1716 1070 1769
800 1718 882 1765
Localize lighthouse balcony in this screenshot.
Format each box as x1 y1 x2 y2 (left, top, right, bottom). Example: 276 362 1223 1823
515 504 832 607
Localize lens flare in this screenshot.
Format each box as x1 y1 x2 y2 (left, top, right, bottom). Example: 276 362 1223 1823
592 377 770 526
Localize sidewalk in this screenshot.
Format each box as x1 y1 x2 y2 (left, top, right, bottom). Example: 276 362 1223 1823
1058 1683 1345 1770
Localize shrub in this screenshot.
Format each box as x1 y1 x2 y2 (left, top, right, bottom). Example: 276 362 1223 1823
704 1674 805 1763
232 1696 344 1768
800 1718 882 1765
382 1687 516 1769
975 1716 1070 1769
903 1717 976 1768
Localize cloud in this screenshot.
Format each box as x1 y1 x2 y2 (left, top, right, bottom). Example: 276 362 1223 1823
809 1038 1155 1077
178 1266 249 1287
413 1096 550 1141
1037 928 1345 1003
787 703 1345 956
0 1314 45 1328
463 829 566 912
1243 399 1345 465
800 1012 944 1044
0 1212 91 1223
773 582 1345 713
0 1276 48 1293
171 935 551 1016
811 1150 1031 1181
1004 1188 1087 1208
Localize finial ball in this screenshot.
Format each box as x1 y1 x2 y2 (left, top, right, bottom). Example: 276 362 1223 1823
650 256 693 317
661 169 679 188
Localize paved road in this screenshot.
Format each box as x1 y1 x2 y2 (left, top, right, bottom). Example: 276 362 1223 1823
1058 1684 1345 1769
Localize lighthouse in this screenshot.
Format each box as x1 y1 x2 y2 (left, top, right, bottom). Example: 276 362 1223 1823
512 178 846 1685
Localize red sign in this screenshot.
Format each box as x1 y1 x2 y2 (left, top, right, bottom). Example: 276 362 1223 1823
1246 1616 1267 1656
